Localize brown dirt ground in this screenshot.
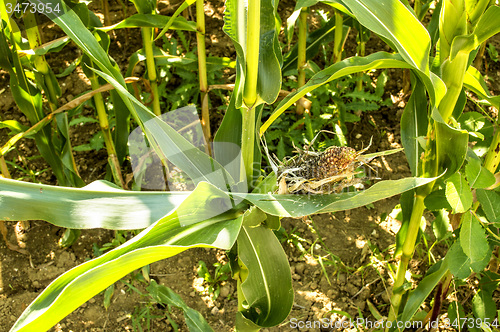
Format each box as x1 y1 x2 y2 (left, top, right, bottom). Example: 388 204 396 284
1 1 500 332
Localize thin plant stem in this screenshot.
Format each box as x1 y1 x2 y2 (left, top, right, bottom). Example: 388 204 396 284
414 0 422 20
89 74 126 189
142 28 162 116
356 40 365 92
332 9 343 64
438 53 468 121
196 0 211 153
474 41 487 71
241 105 256 185
242 0 261 108
296 9 307 116
25 12 58 110
0 156 11 178
241 0 260 185
25 11 83 185
116 0 129 45
388 193 426 324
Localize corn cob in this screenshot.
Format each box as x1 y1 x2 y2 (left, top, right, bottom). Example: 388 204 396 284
291 146 357 180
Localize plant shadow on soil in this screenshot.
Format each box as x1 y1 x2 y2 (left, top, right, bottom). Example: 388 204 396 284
1 0 500 331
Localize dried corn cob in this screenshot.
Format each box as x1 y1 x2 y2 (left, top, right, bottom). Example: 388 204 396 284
292 146 357 180
277 143 369 194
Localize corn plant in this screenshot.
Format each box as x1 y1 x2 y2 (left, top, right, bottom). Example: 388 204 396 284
261 0 500 329
1 0 489 331
0 3 84 187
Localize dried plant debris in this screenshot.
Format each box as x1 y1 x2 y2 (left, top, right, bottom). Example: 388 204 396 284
276 142 373 194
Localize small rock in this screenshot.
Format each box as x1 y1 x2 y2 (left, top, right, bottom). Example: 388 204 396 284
89 298 95 304
219 285 230 298
355 134 362 139
189 291 196 297
346 284 358 296
32 280 40 288
310 282 318 290
211 306 219 315
319 277 329 289
352 276 362 287
327 289 339 298
338 273 346 285
359 287 371 301
292 274 301 280
355 299 366 311
295 262 306 275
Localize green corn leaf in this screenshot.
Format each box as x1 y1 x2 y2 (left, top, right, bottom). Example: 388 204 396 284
1 17 79 186
341 0 431 74
10 182 243 332
16 36 71 56
130 0 156 14
0 120 29 135
91 68 239 191
399 259 449 326
460 212 490 264
260 52 446 136
96 13 196 32
450 6 500 59
1 172 439 227
464 66 500 109
296 0 353 17
125 47 195 77
285 8 301 46
103 284 114 310
223 0 282 107
432 108 469 179
439 0 467 62
155 0 196 40
212 89 245 183
0 177 188 229
234 175 440 217
109 89 130 163
237 224 293 328
235 313 261 332
54 113 85 187
40 0 123 83
401 77 428 176
283 15 352 73
465 0 491 28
